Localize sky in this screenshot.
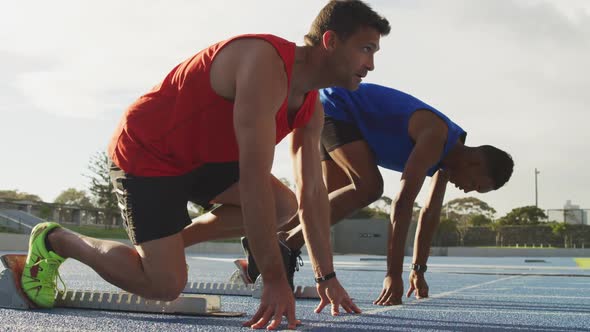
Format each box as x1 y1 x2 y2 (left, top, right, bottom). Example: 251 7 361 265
1 0 589 218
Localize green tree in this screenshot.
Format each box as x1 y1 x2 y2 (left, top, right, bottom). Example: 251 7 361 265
371 196 421 220
468 214 493 227
85 151 118 223
380 196 392 206
443 197 496 245
372 196 392 215
0 190 42 202
497 206 547 226
38 203 54 221
433 217 459 246
350 206 388 219
550 222 575 248
54 188 94 208
444 197 496 219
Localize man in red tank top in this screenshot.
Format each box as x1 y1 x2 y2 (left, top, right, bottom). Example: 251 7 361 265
21 1 390 329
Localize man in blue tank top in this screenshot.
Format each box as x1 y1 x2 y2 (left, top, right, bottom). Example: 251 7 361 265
275 83 514 305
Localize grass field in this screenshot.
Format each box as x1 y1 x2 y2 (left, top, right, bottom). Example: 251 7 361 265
574 258 590 269
66 225 129 239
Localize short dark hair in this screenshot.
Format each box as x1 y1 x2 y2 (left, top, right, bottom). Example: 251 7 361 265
480 145 514 190
305 0 391 46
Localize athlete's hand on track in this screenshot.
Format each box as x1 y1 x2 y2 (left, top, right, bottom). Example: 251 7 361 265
374 274 403 305
314 277 361 316
243 279 300 330
406 270 429 299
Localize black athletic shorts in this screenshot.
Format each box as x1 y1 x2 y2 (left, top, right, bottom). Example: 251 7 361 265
110 161 239 244
320 115 364 161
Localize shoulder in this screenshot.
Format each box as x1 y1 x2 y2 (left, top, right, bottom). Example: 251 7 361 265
223 38 286 87
225 38 282 63
409 110 448 143
214 35 288 72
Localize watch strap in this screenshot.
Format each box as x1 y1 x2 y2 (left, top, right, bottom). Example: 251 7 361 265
315 271 336 283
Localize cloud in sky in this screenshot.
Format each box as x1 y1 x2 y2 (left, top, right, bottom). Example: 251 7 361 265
1 0 588 216
1 1 322 118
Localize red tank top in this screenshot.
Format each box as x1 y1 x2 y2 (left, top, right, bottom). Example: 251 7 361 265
108 34 318 176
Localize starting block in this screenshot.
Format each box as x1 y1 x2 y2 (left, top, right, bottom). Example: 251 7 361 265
54 290 228 316
183 259 319 299
0 255 242 317
0 255 32 309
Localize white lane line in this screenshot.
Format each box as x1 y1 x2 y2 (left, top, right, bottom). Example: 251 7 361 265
521 286 590 291
448 293 590 300
298 276 532 331
342 289 590 299
187 256 581 272
189 257 236 262
349 276 522 318
372 307 590 317
190 257 584 271
334 262 585 271
189 257 384 266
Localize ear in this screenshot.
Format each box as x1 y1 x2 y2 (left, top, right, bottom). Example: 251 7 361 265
321 30 338 51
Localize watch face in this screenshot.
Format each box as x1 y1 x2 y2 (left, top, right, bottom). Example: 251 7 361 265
411 264 427 272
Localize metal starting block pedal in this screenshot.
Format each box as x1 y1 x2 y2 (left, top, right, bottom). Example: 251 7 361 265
0 254 242 317
182 259 319 299
54 289 233 316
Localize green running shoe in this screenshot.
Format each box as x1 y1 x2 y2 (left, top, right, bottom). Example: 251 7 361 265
21 222 66 308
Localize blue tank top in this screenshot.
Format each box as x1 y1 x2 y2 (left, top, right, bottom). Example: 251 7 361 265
320 83 466 176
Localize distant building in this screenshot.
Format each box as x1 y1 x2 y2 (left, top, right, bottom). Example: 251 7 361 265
0 198 122 226
546 200 589 225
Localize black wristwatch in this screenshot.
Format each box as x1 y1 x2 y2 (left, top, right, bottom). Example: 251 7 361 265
315 271 336 283
410 263 427 273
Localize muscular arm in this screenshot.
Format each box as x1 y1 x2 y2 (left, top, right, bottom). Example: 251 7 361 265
291 97 360 315
233 41 288 284
413 170 449 265
386 129 446 277
290 97 333 277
